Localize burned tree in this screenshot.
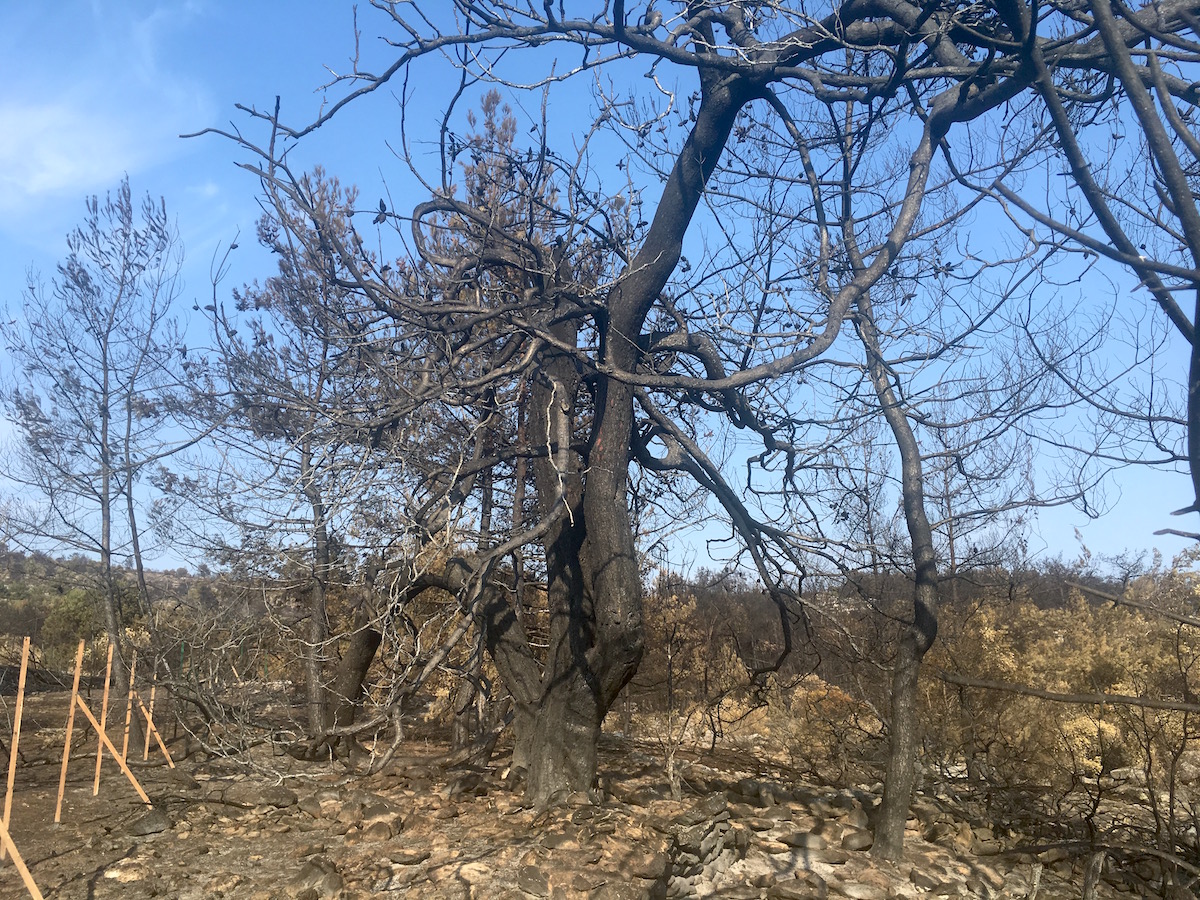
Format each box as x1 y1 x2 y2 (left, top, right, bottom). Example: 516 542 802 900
2 179 186 703
186 3 1200 846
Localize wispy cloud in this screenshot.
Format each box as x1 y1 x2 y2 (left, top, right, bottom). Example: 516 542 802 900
189 181 222 200
0 2 214 218
0 103 153 209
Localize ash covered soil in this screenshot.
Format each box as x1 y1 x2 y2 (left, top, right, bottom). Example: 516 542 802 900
0 693 1108 899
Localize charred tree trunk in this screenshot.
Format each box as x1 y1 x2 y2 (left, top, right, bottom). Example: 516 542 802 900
301 445 331 735
99 355 133 708
522 299 596 802
487 63 751 805
123 382 152 620
875 598 937 858
854 289 940 860
329 618 381 733
328 562 384 739
452 632 486 750
523 677 602 800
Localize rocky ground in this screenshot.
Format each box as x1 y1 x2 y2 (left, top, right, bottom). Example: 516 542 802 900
0 695 1124 899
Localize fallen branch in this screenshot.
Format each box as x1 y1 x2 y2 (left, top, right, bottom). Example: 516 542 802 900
935 670 1200 715
1066 581 1200 631
999 840 1200 878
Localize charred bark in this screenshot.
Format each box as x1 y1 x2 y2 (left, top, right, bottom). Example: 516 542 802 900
329 616 382 733
854 288 940 860
301 444 331 735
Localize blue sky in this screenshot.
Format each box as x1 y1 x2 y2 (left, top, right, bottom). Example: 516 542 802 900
0 2 372 296
0 0 1194 571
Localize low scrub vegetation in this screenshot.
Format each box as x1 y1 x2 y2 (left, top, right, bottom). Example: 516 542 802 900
6 545 1192 885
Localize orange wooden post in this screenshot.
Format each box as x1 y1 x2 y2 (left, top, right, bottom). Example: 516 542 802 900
72 697 150 806
141 672 157 761
54 640 86 824
120 650 137 763
135 694 175 769
0 814 44 900
92 644 114 795
1 637 29 863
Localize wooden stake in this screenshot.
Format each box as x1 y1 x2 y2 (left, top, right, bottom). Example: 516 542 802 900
0 814 44 900
54 641 85 824
121 650 137 763
72 696 150 806
1 637 29 863
92 644 114 795
135 694 175 769
141 672 157 761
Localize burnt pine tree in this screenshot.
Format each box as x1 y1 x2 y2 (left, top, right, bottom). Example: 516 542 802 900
1 178 185 703
195 169 419 740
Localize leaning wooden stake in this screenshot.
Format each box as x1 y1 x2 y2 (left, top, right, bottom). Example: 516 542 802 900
92 644 114 795
141 672 157 761
121 650 137 763
54 641 85 824
56 642 151 823
71 696 150 806
0 815 44 900
2 637 29 863
135 694 175 769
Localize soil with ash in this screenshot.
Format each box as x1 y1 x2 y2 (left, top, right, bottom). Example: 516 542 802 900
0 692 1120 899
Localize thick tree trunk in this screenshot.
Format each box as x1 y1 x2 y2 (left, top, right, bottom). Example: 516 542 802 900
510 701 536 775
477 311 629 805
329 619 381 731
523 320 600 803
489 66 752 806
501 631 615 804
451 633 485 749
523 676 602 803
